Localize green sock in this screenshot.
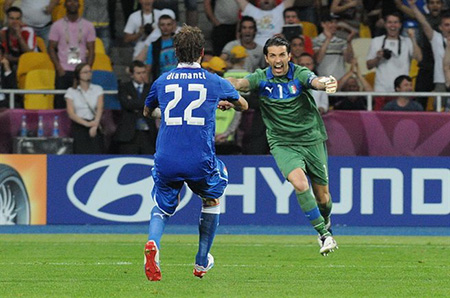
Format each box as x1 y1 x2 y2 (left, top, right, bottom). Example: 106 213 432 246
318 197 333 225
296 190 330 236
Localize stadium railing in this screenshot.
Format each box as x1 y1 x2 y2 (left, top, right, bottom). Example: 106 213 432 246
2 89 118 109
327 91 448 112
0 90 448 112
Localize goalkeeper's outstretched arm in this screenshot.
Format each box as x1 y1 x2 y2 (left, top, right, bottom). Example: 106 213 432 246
226 77 251 93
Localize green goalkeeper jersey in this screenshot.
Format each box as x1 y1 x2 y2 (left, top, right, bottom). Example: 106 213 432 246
245 62 328 147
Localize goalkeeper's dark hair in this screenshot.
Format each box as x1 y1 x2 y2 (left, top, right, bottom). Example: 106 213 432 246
173 25 205 64
263 36 291 56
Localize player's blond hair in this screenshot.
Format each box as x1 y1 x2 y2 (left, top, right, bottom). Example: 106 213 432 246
173 25 205 64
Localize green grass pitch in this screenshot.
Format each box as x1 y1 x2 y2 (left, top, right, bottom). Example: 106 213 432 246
0 234 449 297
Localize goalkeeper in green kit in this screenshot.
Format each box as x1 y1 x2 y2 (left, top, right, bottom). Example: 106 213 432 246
227 36 338 256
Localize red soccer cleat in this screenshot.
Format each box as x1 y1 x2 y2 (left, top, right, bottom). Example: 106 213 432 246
144 240 161 281
193 253 214 278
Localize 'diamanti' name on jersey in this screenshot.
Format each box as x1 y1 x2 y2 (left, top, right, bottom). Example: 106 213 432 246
166 72 207 80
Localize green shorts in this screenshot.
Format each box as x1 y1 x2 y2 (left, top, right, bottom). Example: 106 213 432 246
270 142 329 185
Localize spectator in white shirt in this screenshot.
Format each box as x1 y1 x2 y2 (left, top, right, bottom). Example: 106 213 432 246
123 0 175 59
234 0 295 46
366 11 422 92
409 0 450 92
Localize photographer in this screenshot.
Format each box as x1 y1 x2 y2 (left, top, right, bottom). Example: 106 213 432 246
366 12 422 92
123 0 176 60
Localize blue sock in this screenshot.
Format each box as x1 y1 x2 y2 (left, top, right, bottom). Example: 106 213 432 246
148 206 169 249
195 212 219 267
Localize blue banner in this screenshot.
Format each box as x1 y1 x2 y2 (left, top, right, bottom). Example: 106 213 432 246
47 155 450 226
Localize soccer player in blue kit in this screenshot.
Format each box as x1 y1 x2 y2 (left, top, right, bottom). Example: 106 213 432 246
142 25 248 281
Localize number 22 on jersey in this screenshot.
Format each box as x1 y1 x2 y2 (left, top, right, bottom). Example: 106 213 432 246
164 84 207 126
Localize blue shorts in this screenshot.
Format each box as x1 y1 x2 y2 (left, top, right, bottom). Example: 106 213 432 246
151 158 228 215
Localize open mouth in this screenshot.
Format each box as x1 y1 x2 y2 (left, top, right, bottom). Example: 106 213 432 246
273 63 284 74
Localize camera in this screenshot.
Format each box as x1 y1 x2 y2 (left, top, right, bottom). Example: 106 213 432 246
144 23 154 36
383 49 392 60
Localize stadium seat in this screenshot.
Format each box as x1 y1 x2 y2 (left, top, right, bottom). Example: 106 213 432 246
0 0 5 24
95 37 106 54
359 23 372 38
17 52 55 89
36 36 47 53
91 70 120 109
364 71 375 89
92 53 113 72
52 0 84 22
351 38 372 75
23 69 56 110
409 59 419 89
426 97 435 111
300 21 318 38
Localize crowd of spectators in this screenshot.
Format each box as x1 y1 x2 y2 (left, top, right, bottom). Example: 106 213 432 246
1 0 450 155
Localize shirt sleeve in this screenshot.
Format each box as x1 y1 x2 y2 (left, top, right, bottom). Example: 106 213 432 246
431 30 440 46
219 76 240 101
64 88 74 100
366 37 379 61
124 12 137 34
221 41 234 56
144 28 162 45
296 66 317 89
312 35 322 51
85 21 96 43
145 80 159 109
405 37 413 58
96 85 104 96
48 22 59 42
245 69 264 91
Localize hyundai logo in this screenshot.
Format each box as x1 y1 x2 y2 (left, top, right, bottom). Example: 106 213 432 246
66 157 193 222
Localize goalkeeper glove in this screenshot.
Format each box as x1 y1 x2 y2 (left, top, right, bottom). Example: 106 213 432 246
318 76 338 94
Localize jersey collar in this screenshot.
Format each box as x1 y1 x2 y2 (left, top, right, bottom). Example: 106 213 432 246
177 62 201 68
266 62 295 80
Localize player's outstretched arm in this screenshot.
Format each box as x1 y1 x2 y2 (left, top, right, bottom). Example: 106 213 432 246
311 76 338 94
233 95 249 111
227 77 251 93
218 95 248 112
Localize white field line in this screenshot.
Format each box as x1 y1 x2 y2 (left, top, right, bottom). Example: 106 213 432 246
1 242 449 248
0 262 447 269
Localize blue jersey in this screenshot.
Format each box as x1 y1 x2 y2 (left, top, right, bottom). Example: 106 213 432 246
145 63 240 180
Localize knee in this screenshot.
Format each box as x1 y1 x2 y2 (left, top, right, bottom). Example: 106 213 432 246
291 178 309 193
288 169 309 192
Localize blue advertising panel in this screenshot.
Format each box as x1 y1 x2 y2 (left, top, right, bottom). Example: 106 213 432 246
47 155 450 226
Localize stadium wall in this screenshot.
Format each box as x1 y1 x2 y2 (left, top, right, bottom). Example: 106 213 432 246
1 155 448 227
2 110 450 156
